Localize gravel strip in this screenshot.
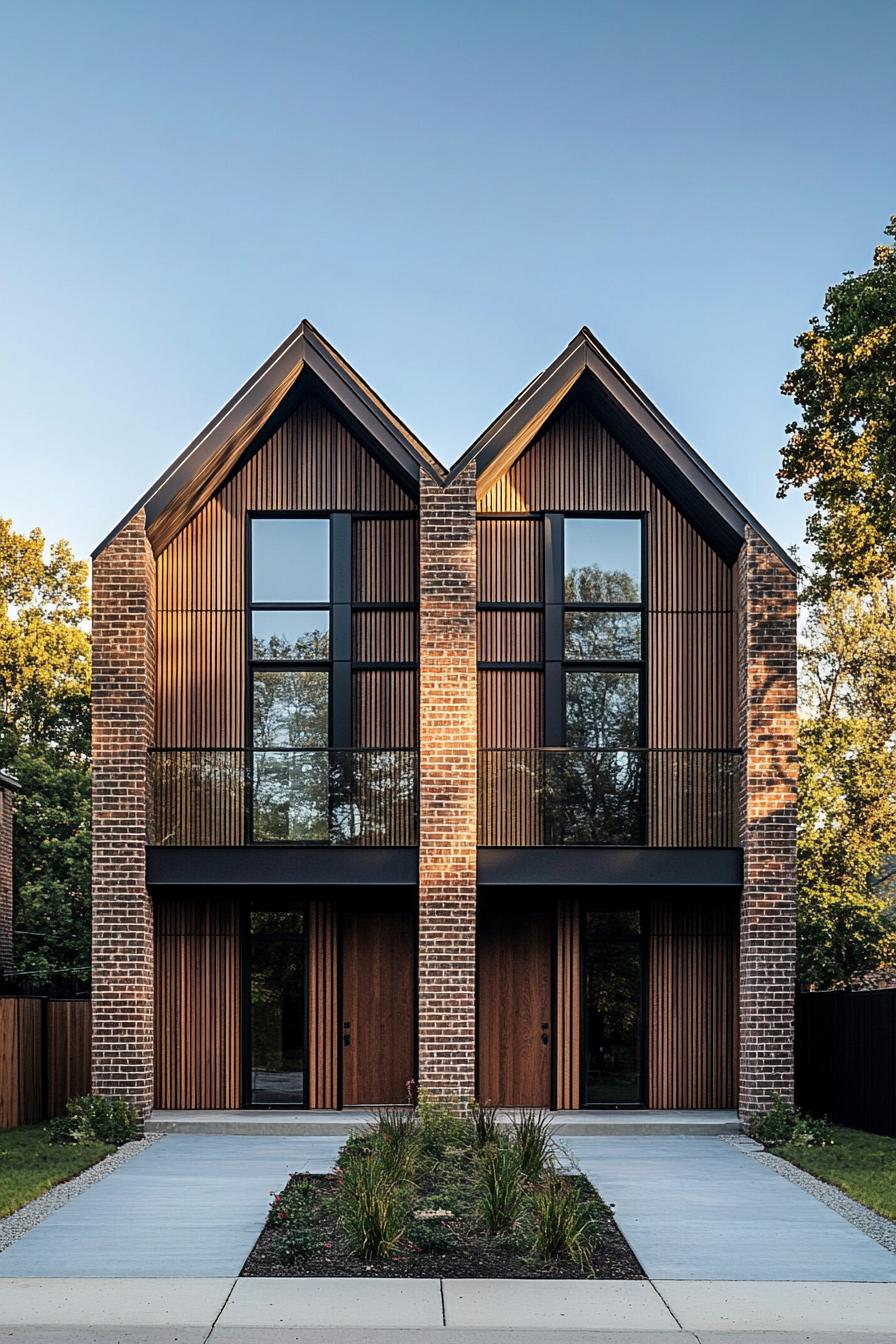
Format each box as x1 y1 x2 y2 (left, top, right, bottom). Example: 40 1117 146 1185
0 1134 163 1254
721 1132 896 1254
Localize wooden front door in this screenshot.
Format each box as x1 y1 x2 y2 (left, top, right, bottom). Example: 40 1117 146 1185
341 908 415 1105
478 902 553 1107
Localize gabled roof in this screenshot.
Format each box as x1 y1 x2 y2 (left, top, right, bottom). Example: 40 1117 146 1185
94 321 793 571
0 769 20 793
93 321 446 558
450 327 796 571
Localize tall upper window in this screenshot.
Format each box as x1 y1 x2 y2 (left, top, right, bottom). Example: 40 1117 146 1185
563 517 642 748
250 518 331 841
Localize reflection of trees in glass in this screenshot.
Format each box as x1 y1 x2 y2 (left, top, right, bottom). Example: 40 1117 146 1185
564 565 639 605
252 749 417 845
585 913 642 1103
252 669 328 747
251 939 305 1075
565 671 639 748
251 626 329 661
541 751 643 844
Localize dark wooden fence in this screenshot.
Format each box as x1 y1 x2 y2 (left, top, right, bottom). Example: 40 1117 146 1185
795 989 896 1137
0 997 91 1130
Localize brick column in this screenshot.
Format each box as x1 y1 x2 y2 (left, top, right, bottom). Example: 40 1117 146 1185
91 510 156 1118
417 464 478 1106
737 526 798 1117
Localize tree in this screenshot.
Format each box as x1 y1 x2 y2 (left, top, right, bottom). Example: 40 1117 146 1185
0 518 91 984
797 583 896 986
778 215 896 592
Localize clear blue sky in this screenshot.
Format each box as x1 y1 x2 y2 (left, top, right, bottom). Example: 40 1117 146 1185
1 0 893 562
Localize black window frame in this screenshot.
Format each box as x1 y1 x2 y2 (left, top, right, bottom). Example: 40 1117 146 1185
546 512 647 748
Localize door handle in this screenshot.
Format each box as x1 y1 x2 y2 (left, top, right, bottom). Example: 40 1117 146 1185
343 1020 351 1047
541 1021 549 1046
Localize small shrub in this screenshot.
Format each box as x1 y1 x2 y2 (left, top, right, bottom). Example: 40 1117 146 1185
416 1089 467 1156
48 1095 139 1147
749 1093 834 1149
374 1106 418 1149
410 1209 456 1252
468 1100 500 1148
274 1222 320 1264
339 1151 410 1260
511 1109 555 1180
530 1175 600 1267
267 1176 316 1228
478 1146 524 1235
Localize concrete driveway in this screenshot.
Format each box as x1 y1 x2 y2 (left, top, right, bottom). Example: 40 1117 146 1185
564 1135 896 1281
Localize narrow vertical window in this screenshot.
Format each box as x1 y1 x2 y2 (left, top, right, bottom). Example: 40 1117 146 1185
249 517 331 841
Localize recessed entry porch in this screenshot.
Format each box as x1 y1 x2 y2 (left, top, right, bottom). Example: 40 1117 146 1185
150 885 740 1116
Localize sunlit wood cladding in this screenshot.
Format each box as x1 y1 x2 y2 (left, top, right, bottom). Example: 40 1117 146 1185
477 610 543 664
307 899 339 1110
154 398 417 753
477 670 543 747
153 898 241 1109
555 899 581 1110
476 401 738 750
648 896 739 1109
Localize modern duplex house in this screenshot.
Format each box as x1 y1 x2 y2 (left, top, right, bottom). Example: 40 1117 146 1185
91 324 797 1120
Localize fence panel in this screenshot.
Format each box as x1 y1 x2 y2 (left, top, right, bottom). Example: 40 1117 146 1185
0 997 91 1130
796 989 896 1137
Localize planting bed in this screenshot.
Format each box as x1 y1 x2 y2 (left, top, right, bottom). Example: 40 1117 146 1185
242 1102 642 1280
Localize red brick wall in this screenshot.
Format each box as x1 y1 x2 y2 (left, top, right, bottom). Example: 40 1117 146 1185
0 788 13 975
417 465 478 1106
91 510 156 1118
738 527 798 1116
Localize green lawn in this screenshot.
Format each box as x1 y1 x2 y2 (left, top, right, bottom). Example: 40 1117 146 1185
0 1125 114 1218
776 1125 896 1221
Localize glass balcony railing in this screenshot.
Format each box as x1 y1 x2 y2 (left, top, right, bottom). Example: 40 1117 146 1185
148 748 418 847
477 748 742 848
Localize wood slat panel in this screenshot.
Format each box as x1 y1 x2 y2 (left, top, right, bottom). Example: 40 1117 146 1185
477 518 543 603
477 610 542 664
648 895 739 1109
0 998 18 1129
307 899 339 1110
15 998 44 1125
353 610 417 664
342 907 416 1105
154 898 241 1109
46 1001 92 1117
555 899 581 1110
353 670 417 748
478 900 552 1106
353 518 418 602
477 671 543 747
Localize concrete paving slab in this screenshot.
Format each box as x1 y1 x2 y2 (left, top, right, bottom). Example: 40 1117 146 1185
442 1279 677 1329
0 1277 231 1326
656 1280 896 1332
0 1331 208 1343
147 1110 376 1136
566 1138 896 1281
209 1331 692 1343
692 1335 896 1344
0 1134 342 1278
219 1277 444 1329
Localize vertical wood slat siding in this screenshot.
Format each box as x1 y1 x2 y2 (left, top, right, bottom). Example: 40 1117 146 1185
353 671 417 747
46 1001 92 1117
155 399 417 760
153 898 241 1109
477 610 543 664
353 610 417 664
648 896 739 1109
555 900 581 1109
307 899 339 1110
476 402 737 752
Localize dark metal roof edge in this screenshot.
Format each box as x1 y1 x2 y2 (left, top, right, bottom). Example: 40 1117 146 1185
453 327 797 574
0 769 21 792
92 321 445 559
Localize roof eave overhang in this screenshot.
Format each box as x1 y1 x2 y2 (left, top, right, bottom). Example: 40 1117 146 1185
93 322 445 559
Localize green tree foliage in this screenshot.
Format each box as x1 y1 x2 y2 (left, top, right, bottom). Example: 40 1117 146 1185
0 518 91 984
778 216 896 591
797 584 896 986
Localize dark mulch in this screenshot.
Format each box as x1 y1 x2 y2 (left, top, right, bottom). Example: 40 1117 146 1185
241 1172 643 1279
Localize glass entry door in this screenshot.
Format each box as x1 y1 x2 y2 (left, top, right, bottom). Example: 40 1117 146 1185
584 907 644 1106
248 905 306 1106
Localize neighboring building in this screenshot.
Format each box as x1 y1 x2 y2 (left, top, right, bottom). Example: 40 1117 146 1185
91 323 797 1120
0 769 21 976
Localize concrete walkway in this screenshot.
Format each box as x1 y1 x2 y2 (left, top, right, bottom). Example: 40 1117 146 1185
564 1135 896 1281
0 1134 343 1278
0 1276 895 1340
